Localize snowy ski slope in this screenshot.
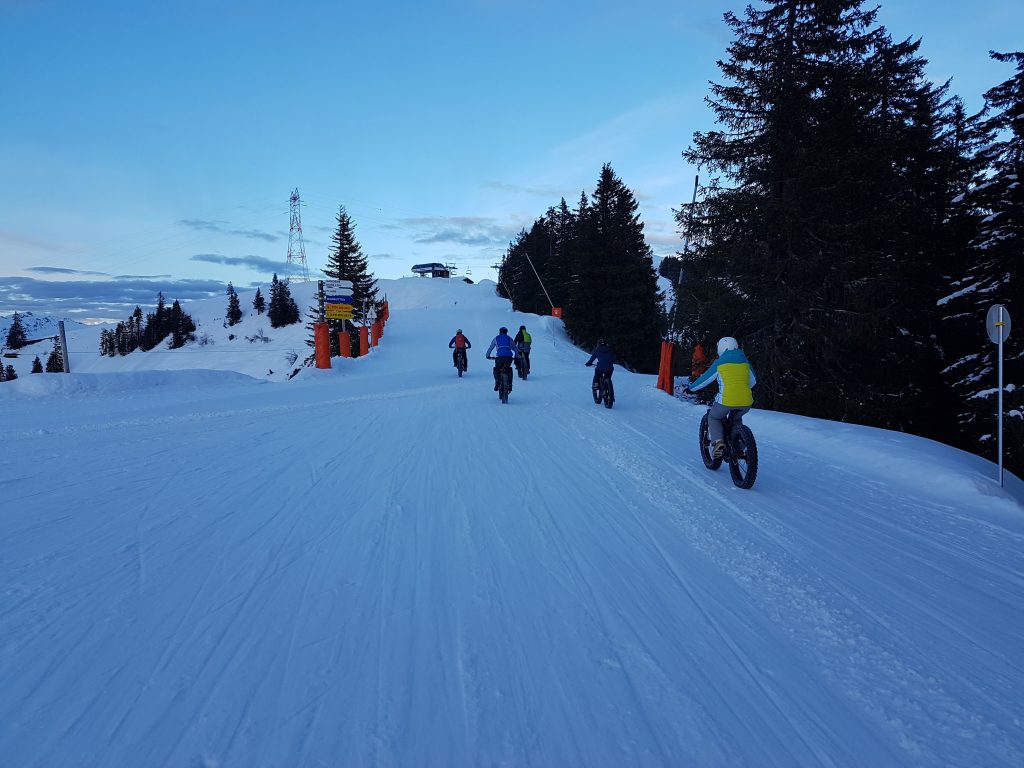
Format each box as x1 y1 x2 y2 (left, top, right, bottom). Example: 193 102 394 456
2 277 1022 767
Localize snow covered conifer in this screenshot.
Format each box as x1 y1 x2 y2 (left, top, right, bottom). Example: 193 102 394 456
226 283 243 326
5 311 28 349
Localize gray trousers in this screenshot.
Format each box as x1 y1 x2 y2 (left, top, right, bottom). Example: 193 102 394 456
708 403 750 442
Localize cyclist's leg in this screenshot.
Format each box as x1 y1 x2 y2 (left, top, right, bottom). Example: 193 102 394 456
729 406 750 430
707 403 731 443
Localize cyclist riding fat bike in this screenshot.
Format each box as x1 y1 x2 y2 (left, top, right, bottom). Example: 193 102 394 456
687 336 757 459
485 326 521 391
514 325 532 376
584 339 615 393
449 329 471 370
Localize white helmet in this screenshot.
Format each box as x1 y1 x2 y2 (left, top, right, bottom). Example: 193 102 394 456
717 336 739 356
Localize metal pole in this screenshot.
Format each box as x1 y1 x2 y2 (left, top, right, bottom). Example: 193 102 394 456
998 305 1004 488
58 321 70 373
317 280 325 322
677 174 699 286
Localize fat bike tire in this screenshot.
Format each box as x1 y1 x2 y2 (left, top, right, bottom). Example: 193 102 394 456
728 426 758 489
699 413 723 470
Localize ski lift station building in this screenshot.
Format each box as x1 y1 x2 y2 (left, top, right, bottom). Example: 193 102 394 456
411 262 450 278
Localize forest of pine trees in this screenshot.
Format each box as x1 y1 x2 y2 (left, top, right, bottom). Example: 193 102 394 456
496 2 1019 475
99 294 196 356
661 0 1021 475
498 164 664 373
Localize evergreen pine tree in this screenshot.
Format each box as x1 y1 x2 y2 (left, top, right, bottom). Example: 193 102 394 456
225 283 243 326
45 344 63 372
4 311 28 349
0 362 5 381
268 273 300 328
253 287 265 315
31 355 43 373
169 300 196 348
4 364 16 380
325 206 378 323
941 51 1024 476
564 165 664 372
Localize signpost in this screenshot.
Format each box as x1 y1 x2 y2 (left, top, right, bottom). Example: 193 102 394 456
325 280 355 322
985 304 1012 487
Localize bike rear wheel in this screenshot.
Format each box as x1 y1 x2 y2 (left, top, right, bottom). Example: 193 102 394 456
499 368 511 404
603 377 614 408
728 425 758 489
699 413 723 470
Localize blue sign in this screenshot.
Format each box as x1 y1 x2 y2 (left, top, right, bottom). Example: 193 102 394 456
326 295 353 303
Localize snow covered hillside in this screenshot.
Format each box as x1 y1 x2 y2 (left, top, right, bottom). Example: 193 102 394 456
2 278 1022 768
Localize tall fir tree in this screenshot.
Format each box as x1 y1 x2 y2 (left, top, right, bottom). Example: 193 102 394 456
225 283 243 326
677 0 966 438
31 355 43 373
4 364 16 380
253 287 265 315
565 165 664 372
5 311 28 349
327 206 378 320
941 51 1024 477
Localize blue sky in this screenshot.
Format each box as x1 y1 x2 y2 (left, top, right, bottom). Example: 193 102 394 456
0 0 1019 322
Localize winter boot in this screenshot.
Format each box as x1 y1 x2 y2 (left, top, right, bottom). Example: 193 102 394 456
712 440 726 460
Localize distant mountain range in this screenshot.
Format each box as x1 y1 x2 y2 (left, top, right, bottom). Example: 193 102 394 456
0 313 89 346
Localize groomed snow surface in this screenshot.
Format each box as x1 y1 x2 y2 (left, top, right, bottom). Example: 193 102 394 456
3 278 1023 768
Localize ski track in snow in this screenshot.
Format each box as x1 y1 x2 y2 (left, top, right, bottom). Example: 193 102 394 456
2 278 1022 768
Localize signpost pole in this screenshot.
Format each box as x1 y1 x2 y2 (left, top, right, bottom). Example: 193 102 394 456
997 305 1005 488
986 304 1012 488
58 321 70 373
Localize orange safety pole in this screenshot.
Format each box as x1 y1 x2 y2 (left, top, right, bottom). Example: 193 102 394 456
314 322 331 369
370 321 381 347
359 325 369 355
338 331 351 358
663 342 674 394
657 341 667 390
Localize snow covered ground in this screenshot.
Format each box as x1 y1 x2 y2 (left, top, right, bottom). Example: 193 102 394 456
2 277 1022 768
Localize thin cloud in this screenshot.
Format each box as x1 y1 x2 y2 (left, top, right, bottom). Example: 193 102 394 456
178 219 280 243
27 266 111 276
484 181 570 198
189 253 301 275
400 216 519 248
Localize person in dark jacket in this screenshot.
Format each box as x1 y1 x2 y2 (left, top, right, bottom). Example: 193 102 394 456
449 329 471 370
485 326 521 391
584 339 615 393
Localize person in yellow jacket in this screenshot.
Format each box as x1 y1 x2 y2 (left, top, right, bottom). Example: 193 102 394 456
514 325 532 376
687 336 757 459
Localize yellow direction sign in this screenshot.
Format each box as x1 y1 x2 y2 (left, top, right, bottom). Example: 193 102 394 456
327 309 355 320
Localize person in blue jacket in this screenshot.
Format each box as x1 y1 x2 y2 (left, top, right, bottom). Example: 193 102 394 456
584 339 615 394
485 326 521 391
688 336 757 459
